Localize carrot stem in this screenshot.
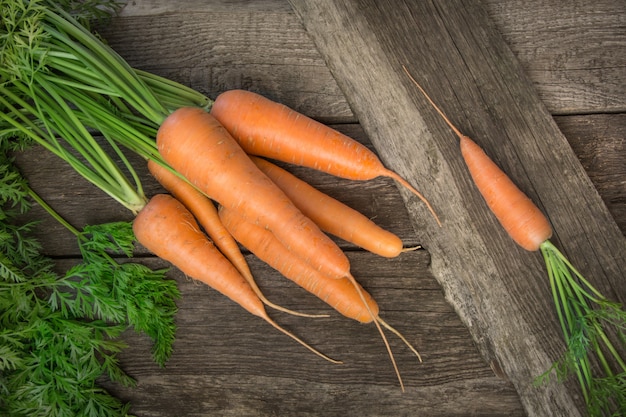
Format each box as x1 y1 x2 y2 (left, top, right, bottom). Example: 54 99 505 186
539 240 625 414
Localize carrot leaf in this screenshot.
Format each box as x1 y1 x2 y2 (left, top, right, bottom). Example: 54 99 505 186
0 101 178 416
536 240 626 416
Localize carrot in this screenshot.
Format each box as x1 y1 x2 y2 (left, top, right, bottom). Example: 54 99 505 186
401 66 552 251
403 65 626 414
250 156 410 258
218 205 422 392
146 159 325 318
156 107 351 280
132 194 340 364
209 89 440 226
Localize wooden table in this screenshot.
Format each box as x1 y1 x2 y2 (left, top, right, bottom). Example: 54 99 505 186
17 1 625 416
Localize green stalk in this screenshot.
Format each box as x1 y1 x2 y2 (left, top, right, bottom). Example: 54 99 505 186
538 240 626 415
0 80 146 213
46 78 149 190
35 78 146 212
43 7 169 123
26 185 80 237
135 68 212 111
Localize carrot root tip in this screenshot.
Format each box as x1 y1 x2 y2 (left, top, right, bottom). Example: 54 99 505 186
346 274 405 392
265 317 342 364
387 170 441 227
401 245 422 253
377 317 422 363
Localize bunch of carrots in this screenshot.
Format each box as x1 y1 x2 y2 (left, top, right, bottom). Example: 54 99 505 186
1 0 432 394
136 94 434 390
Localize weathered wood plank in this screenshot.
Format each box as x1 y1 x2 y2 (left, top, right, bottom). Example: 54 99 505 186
84 253 525 417
554 113 626 234
483 0 626 114
99 5 352 123
287 1 626 416
101 0 626 116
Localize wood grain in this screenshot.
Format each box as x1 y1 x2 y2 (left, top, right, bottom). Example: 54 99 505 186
554 113 626 234
89 252 525 417
484 0 626 114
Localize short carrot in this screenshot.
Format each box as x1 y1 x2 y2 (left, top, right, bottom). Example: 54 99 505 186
209 89 440 226
403 65 626 414
250 156 407 258
401 66 552 251
132 194 340 364
156 107 351 280
218 205 422 392
146 159 325 318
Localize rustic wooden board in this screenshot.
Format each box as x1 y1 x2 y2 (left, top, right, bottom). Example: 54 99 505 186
483 0 626 114
554 113 626 234
287 0 626 416
75 251 525 417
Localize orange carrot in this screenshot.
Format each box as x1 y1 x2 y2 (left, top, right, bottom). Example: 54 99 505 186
132 194 340 363
250 156 407 258
218 203 378 323
403 66 552 251
156 107 351 279
146 159 324 318
218 205 422 391
403 68 626 415
210 89 440 226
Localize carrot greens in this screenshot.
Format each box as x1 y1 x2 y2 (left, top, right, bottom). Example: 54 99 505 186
0 147 179 417
0 0 211 199
1 1 191 415
536 241 626 416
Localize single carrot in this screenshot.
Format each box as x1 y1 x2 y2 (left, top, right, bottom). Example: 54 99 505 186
132 194 340 364
403 65 626 414
156 107 351 280
218 205 423 392
250 156 409 258
402 66 552 251
209 89 440 226
146 159 325 318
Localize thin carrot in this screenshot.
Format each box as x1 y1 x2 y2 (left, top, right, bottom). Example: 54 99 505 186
218 205 422 392
209 89 440 226
132 194 340 364
146 159 325 318
403 65 626 414
250 156 407 258
401 66 552 251
156 107 351 280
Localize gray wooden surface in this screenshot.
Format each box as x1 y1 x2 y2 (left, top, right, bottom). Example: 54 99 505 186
16 1 625 416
